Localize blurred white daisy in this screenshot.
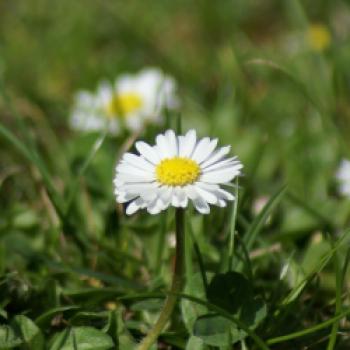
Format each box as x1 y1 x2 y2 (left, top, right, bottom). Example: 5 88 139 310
70 68 178 135
336 159 350 196
114 129 243 215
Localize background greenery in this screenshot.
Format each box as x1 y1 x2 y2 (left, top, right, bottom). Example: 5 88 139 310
1 0 350 349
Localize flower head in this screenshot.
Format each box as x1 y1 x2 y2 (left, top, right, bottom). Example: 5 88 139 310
70 68 178 135
336 159 350 196
307 24 331 52
114 129 243 215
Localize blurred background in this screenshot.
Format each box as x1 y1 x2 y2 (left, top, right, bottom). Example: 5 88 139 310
1 0 350 348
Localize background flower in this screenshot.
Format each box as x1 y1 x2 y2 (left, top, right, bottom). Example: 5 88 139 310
336 159 350 196
70 68 178 135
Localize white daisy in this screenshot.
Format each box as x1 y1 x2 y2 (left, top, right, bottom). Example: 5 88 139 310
336 159 350 196
70 68 178 135
114 129 243 215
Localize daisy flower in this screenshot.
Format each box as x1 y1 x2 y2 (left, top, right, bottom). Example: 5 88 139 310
70 68 178 135
306 23 331 52
336 159 350 196
114 129 243 215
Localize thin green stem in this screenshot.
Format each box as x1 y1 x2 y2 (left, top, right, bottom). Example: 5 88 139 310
326 242 342 350
155 211 167 275
138 209 185 350
228 177 239 271
267 308 350 345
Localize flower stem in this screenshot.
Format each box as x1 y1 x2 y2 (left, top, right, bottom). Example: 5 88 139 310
138 208 185 350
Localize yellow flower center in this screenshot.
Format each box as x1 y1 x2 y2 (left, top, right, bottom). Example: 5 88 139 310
307 24 331 52
156 157 200 186
106 93 143 118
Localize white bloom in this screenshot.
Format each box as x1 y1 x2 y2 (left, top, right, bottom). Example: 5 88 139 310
336 159 350 196
114 129 243 215
70 68 178 135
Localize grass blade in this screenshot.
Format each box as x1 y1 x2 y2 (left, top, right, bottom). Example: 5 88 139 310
0 121 65 217
267 308 350 345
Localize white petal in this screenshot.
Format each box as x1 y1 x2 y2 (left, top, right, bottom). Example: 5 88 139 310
116 172 155 183
113 178 124 187
203 157 240 172
203 162 243 176
195 182 220 191
336 160 350 180
158 186 172 204
194 186 218 205
180 130 197 157
192 138 218 164
116 163 154 178
126 198 145 215
201 146 231 168
165 129 178 157
184 185 210 213
156 133 171 158
340 183 350 196
193 196 210 214
184 184 198 200
122 153 155 172
125 115 144 132
135 141 161 164
177 188 188 207
191 137 210 163
215 188 235 201
171 187 187 207
117 182 157 194
116 192 138 203
147 198 164 214
200 168 240 184
217 200 227 207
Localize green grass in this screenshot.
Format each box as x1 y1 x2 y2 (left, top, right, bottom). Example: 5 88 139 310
1 0 350 349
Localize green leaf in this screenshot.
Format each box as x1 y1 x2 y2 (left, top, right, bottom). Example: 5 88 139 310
207 272 253 314
49 327 114 350
193 272 267 346
104 309 137 350
12 315 44 349
0 309 7 320
131 299 163 312
240 297 267 330
0 315 44 349
185 336 205 350
0 325 22 348
193 297 267 347
181 273 208 332
35 306 81 327
193 314 232 346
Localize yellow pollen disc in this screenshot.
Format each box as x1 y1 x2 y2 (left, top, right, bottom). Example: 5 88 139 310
156 157 200 186
307 24 331 52
106 93 143 118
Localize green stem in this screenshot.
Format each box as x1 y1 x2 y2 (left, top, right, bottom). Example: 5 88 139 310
138 209 185 350
228 177 239 271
